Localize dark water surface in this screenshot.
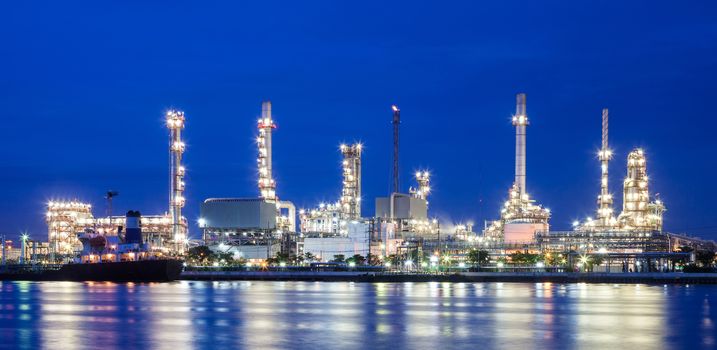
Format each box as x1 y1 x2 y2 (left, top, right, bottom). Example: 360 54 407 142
0 281 715 349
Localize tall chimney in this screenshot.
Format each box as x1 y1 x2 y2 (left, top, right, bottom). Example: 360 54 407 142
392 105 400 194
512 93 528 197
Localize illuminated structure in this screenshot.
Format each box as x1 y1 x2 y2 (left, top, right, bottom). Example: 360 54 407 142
47 109 189 255
46 201 94 254
513 93 528 197
410 171 430 201
596 109 616 227
340 143 362 219
617 149 665 231
254 101 295 232
543 119 671 257
484 93 550 243
167 109 187 251
200 100 296 261
300 143 363 235
392 105 400 193
374 106 438 243
257 101 277 201
46 200 187 256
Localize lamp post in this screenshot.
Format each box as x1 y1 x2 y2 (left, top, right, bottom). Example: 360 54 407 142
20 233 29 264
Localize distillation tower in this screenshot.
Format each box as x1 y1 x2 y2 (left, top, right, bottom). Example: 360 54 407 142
575 110 665 233
410 171 431 200
300 143 363 234
257 101 277 202
596 109 616 227
340 143 362 219
616 149 665 231
255 101 295 232
167 109 187 251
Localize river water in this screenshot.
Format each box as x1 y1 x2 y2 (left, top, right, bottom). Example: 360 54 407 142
0 281 714 349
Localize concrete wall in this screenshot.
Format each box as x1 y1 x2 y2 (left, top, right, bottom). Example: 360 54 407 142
201 198 276 229
304 237 369 262
211 243 280 261
375 195 427 220
504 222 548 243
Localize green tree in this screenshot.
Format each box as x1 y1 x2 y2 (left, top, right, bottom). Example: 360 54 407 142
350 254 366 265
186 246 215 265
331 254 346 263
216 252 234 266
386 254 400 266
304 252 317 263
696 250 716 267
368 255 383 266
466 249 490 266
588 255 605 272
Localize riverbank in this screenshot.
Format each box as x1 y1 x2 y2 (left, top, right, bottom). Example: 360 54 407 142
180 271 717 284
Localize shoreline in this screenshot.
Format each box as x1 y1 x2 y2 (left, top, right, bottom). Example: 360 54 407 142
180 271 717 284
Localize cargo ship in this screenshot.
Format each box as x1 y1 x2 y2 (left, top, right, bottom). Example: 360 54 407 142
0 259 183 282
0 210 184 282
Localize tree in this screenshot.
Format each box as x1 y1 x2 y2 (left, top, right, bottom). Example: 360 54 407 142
292 254 304 266
304 252 317 264
544 253 566 266
216 252 234 266
331 254 345 263
466 249 490 266
347 254 366 265
368 254 383 266
275 252 290 264
187 246 215 265
589 255 605 272
509 252 543 265
386 254 400 266
696 250 716 267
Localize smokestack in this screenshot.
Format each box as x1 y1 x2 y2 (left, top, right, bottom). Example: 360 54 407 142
392 105 400 194
125 210 142 244
512 93 528 197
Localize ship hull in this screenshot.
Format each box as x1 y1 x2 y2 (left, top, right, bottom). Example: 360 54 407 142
0 260 184 282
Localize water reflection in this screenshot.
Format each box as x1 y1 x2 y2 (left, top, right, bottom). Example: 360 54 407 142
0 281 714 349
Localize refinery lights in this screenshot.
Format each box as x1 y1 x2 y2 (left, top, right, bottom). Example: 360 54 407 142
257 101 277 202
167 109 187 252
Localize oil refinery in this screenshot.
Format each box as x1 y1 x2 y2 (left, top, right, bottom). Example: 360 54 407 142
21 92 715 271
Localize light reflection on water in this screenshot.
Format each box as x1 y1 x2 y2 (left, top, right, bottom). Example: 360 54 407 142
0 281 714 349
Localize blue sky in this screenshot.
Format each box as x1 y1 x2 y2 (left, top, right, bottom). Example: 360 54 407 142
1 1 716 240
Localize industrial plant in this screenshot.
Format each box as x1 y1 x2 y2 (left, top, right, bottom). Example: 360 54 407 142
20 92 714 271
44 109 190 260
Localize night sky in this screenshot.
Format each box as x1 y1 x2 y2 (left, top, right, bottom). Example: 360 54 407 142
1 1 716 241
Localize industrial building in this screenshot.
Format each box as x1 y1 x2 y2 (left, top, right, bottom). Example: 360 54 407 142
39 93 716 267
199 101 296 261
483 93 551 245
45 109 190 257
537 108 675 260
295 142 372 261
